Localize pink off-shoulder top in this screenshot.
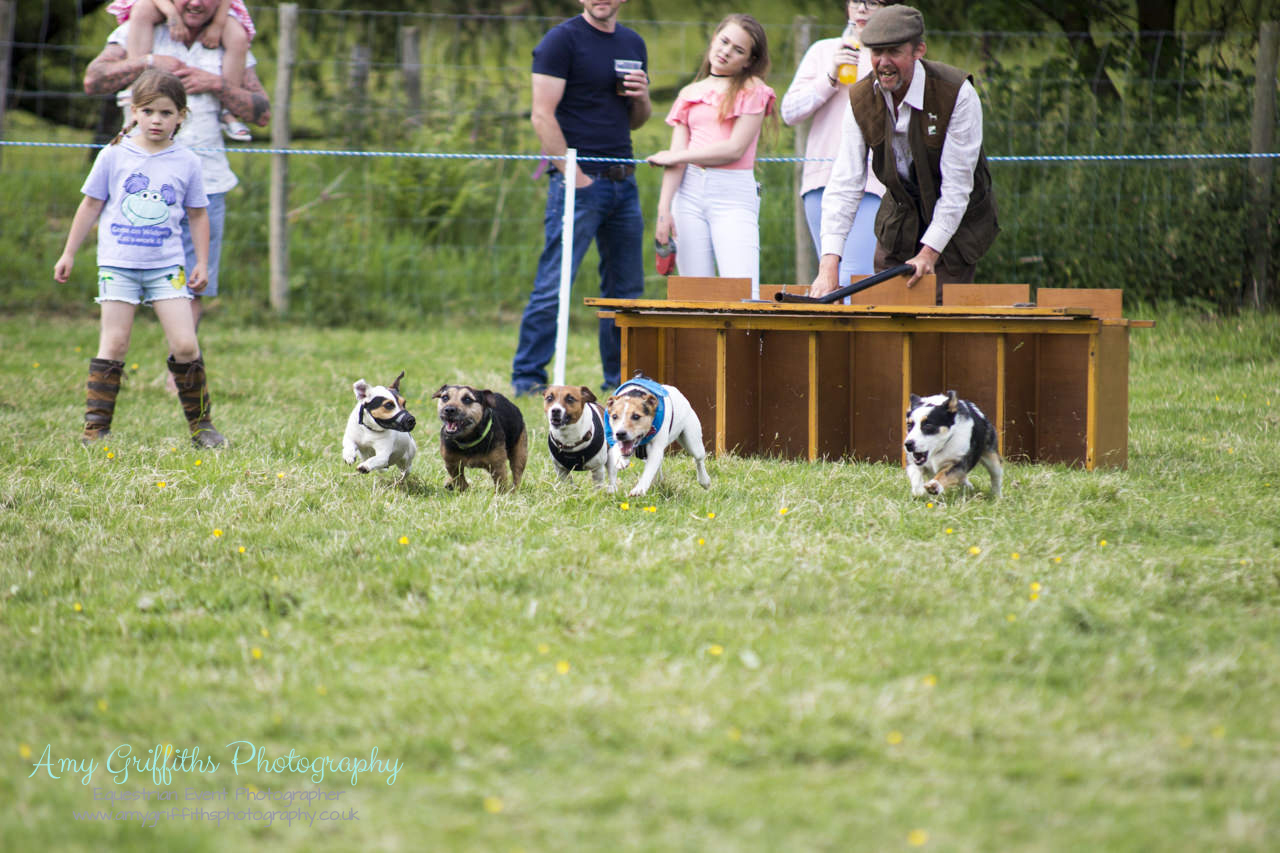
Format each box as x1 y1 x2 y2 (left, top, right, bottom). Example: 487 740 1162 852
665 84 776 170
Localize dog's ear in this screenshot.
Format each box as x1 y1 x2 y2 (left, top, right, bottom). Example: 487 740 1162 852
353 379 370 402
390 371 405 394
909 393 922 411
580 386 597 404
946 390 959 412
431 384 449 400
604 394 617 410
481 390 498 409
642 392 658 414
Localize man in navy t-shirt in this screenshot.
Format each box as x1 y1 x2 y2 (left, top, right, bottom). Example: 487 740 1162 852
512 0 652 396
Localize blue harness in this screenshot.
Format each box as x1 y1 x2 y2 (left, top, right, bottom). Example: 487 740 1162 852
604 374 667 454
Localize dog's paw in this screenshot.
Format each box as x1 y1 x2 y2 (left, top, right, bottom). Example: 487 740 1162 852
627 485 647 498
911 485 927 497
925 480 943 495
342 452 358 466
356 463 372 474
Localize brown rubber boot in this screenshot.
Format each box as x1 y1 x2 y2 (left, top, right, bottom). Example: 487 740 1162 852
167 356 228 448
83 358 125 444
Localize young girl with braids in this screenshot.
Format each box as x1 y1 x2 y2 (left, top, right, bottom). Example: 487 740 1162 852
647 14 776 289
107 0 256 140
54 69 228 448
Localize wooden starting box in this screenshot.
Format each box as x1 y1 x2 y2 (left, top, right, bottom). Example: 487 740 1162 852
587 274 1152 469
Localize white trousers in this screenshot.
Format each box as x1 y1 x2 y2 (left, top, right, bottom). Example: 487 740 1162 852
671 166 761 286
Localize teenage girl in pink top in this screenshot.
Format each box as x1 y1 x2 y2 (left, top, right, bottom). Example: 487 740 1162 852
647 14 775 288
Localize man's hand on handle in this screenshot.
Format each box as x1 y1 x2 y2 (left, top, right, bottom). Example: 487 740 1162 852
808 254 842 299
905 245 940 287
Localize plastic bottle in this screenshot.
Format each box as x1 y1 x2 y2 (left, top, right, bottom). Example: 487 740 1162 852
836 21 860 85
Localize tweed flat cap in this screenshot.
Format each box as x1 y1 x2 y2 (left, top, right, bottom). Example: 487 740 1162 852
859 5 925 48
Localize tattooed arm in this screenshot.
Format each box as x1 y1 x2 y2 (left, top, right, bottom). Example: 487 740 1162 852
83 44 149 96
171 64 271 127
84 43 270 126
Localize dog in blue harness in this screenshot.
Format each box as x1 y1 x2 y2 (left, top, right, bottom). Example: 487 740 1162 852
605 373 711 497
543 385 616 491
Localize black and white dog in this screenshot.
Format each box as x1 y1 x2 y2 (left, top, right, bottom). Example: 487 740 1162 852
342 372 417 480
904 391 1003 498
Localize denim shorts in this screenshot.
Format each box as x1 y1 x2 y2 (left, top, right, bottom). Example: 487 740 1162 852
95 265 192 306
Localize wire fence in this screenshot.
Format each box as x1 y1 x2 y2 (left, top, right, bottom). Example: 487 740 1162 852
3 6 1276 320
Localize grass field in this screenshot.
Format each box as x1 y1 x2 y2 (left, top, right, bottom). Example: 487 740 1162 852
3 306 1279 851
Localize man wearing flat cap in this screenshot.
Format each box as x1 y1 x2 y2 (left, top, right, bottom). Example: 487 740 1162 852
809 4 998 302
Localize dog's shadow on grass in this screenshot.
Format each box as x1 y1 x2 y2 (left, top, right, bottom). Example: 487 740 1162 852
346 471 449 498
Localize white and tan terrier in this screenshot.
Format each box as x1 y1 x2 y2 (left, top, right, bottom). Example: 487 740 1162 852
605 374 711 497
342 371 417 481
543 385 616 491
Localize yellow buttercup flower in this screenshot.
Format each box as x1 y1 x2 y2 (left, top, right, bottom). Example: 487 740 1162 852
251 647 263 660
886 730 904 745
483 796 504 814
398 536 409 545
708 644 724 656
907 829 929 846
968 546 981 555
537 643 550 655
922 674 937 687
556 660 570 675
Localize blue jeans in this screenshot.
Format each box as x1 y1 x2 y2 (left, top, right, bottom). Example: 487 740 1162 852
512 171 645 391
803 187 881 286
180 192 226 297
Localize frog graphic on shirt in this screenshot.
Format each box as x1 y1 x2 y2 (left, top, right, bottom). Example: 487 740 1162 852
111 172 178 247
121 172 177 226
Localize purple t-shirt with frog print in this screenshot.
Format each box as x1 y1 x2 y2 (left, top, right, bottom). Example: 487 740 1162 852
81 138 208 270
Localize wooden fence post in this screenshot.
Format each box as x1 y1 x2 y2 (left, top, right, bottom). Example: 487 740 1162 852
0 0 15 171
270 3 298 315
348 44 371 146
1249 20 1277 310
401 25 422 127
792 16 814 286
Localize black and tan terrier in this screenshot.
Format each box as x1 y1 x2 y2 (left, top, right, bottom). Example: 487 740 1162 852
432 385 527 492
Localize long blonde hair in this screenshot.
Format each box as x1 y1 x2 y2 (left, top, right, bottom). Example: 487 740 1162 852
696 14 771 121
111 68 188 145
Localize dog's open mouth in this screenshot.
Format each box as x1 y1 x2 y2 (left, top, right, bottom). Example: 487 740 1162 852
618 439 636 457
441 419 465 434
911 451 928 466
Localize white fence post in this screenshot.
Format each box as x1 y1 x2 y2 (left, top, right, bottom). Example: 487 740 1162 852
269 3 297 314
552 148 577 387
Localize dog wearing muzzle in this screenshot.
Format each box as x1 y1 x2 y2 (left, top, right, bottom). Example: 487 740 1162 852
342 371 417 481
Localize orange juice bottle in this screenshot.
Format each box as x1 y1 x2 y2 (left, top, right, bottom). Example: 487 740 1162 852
836 22 860 85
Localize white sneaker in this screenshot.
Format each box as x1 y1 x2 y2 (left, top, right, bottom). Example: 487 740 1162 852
221 111 252 142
